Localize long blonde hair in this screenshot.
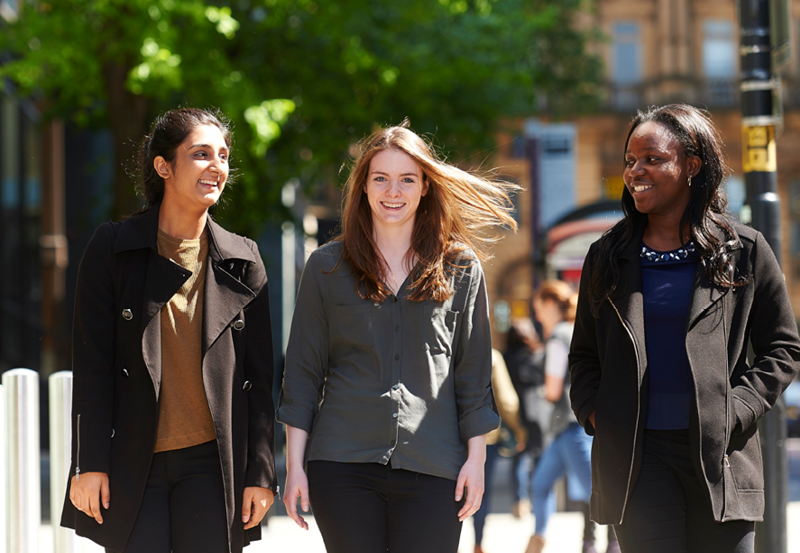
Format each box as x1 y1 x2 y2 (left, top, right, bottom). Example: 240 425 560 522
337 121 519 302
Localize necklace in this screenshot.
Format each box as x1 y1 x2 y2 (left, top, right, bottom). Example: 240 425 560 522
640 241 696 263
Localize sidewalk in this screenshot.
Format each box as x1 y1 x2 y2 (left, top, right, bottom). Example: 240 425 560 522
40 502 800 553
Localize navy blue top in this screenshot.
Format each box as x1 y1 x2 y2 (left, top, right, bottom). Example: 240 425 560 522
640 241 698 430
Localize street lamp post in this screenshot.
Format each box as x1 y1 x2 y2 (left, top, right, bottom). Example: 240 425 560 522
738 1 787 552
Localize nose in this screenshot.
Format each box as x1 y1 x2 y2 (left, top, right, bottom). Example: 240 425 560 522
386 180 402 197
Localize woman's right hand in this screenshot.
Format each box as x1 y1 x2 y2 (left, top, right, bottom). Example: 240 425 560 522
69 472 110 524
283 466 310 530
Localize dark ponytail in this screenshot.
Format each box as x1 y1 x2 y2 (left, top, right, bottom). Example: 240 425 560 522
136 108 232 208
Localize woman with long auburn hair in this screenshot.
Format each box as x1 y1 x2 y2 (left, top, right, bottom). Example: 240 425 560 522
277 121 518 553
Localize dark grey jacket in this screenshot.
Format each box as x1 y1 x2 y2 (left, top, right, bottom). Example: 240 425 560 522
60 205 277 553
569 220 800 525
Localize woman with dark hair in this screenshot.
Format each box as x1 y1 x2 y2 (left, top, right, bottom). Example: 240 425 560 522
569 104 800 552
61 108 277 553
277 121 518 552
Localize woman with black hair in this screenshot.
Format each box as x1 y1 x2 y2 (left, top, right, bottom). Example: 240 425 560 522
61 108 277 553
569 104 800 553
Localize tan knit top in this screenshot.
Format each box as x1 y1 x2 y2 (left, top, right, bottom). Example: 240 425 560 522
154 229 216 452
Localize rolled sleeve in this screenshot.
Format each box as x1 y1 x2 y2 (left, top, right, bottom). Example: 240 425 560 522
276 252 329 433
454 262 500 442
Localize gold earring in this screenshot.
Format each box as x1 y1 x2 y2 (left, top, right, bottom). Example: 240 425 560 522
688 176 692 187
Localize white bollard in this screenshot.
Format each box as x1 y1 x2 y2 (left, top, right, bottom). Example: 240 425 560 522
0 383 6 552
3 368 41 553
49 371 74 553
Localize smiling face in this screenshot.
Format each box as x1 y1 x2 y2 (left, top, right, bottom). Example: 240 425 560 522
156 124 229 213
364 148 429 237
623 120 700 218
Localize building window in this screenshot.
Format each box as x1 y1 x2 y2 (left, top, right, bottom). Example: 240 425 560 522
703 20 737 106
612 21 642 109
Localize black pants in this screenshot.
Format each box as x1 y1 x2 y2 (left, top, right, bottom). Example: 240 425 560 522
307 461 464 553
106 440 228 553
614 430 754 553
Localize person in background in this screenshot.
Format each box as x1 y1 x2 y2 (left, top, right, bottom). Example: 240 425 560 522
526 280 619 553
278 120 519 553
472 349 527 553
570 104 800 552
504 318 549 519
61 108 277 553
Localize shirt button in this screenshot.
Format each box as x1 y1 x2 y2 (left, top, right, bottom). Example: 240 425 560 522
392 384 399 391
392 413 398 419
393 297 398 302
395 325 400 331
395 354 400 360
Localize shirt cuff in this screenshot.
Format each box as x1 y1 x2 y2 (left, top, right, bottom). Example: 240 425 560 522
459 406 500 443
275 404 315 434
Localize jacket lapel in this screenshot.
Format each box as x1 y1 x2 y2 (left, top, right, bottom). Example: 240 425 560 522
614 227 648 381
686 229 742 329
201 217 260 358
115 206 191 398
141 250 191 398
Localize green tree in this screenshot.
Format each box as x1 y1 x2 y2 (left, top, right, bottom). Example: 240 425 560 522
1 0 602 235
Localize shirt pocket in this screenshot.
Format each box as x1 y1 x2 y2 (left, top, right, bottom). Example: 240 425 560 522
333 304 374 348
424 305 459 357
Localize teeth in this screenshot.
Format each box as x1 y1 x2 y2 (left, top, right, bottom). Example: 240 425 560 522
634 184 652 193
199 179 218 186
383 202 404 208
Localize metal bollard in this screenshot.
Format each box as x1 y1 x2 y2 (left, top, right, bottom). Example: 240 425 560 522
3 368 41 553
49 371 74 553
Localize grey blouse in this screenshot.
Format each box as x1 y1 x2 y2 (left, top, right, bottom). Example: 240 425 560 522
276 240 499 481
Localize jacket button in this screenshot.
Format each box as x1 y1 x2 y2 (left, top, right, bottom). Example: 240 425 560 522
122 309 133 320
233 319 245 331
243 381 252 391
110 429 115 438
122 368 130 377
229 262 235 270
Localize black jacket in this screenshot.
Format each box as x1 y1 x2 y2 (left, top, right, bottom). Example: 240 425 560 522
569 220 800 525
60 205 277 553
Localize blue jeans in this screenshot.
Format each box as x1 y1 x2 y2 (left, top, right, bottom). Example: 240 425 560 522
532 422 592 535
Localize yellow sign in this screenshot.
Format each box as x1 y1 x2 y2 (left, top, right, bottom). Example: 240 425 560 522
604 176 625 199
742 126 776 172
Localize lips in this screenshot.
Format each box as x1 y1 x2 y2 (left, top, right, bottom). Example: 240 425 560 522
199 179 219 187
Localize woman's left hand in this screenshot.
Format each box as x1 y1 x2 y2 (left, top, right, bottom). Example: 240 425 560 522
455 435 487 521
242 486 275 529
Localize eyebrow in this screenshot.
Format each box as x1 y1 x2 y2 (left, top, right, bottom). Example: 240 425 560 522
370 170 419 177
186 143 229 151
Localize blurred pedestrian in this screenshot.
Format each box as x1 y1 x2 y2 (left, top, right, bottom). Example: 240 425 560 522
570 104 800 553
525 280 618 553
277 120 518 553
473 349 527 553
61 108 278 553
503 318 549 518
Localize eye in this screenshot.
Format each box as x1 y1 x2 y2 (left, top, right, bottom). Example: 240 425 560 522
373 176 386 182
401 177 416 184
195 151 208 158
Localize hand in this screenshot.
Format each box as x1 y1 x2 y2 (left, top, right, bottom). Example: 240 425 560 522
455 457 484 522
69 472 110 524
242 487 274 530
283 466 310 530
588 410 596 428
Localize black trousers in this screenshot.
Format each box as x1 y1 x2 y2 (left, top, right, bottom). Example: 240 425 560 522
307 461 464 553
106 440 228 553
614 430 754 553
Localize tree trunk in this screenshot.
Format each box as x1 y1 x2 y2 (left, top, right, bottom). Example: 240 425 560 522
102 60 150 221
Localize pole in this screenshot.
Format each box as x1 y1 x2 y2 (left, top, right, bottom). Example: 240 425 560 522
739 1 787 552
49 371 75 553
3 369 40 553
